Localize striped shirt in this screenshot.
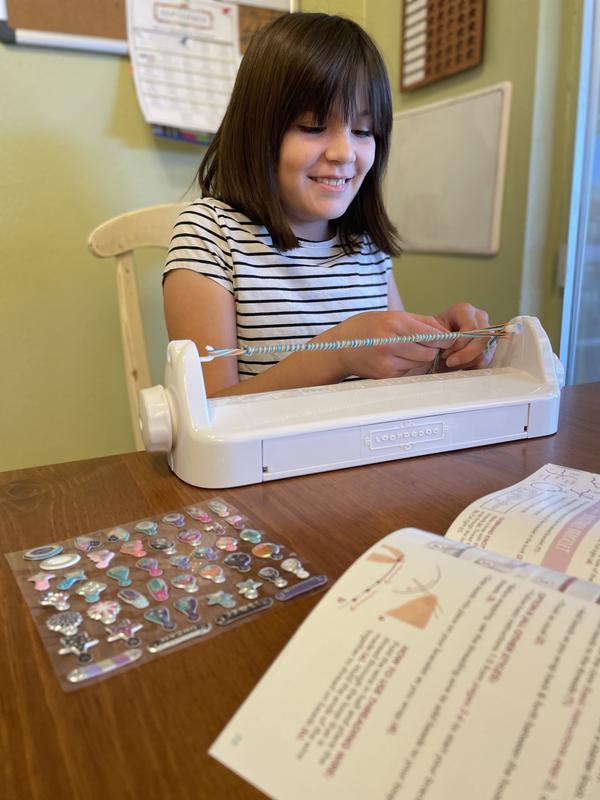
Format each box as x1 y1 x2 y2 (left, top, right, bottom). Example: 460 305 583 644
164 197 392 380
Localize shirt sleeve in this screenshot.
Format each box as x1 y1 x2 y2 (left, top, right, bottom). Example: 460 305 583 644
163 200 234 294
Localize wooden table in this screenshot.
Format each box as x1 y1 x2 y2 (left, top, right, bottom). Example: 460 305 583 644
1 383 598 800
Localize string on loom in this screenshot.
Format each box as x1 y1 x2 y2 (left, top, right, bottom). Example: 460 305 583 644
201 323 519 362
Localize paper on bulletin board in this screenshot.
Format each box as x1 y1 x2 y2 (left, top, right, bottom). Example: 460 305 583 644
126 0 241 134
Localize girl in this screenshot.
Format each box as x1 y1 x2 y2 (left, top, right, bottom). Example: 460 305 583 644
163 12 490 398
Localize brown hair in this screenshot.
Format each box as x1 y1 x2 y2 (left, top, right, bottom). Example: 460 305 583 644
198 12 401 255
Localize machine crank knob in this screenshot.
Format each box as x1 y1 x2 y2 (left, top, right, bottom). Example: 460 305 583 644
139 385 173 452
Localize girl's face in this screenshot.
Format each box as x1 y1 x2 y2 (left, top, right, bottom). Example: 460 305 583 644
276 95 376 241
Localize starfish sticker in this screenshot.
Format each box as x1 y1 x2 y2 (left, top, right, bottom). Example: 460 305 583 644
58 631 99 662
206 591 236 609
236 579 262 600
105 618 143 645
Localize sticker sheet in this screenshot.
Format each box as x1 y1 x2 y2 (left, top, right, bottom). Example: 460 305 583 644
6 498 327 691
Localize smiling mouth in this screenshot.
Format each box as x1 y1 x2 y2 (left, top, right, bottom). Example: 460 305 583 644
309 177 351 186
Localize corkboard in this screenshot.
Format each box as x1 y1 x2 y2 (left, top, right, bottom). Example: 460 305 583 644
7 0 128 41
400 0 485 92
238 5 285 52
5 0 286 53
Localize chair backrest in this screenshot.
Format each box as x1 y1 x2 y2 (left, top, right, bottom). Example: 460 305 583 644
88 202 188 450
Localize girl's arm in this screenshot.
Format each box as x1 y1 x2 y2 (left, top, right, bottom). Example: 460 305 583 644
164 269 446 397
163 269 239 395
387 270 404 311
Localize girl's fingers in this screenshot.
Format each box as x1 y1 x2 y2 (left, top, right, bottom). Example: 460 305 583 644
437 309 491 364
445 340 488 368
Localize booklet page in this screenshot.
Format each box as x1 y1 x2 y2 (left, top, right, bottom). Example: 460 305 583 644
211 528 600 800
446 464 600 582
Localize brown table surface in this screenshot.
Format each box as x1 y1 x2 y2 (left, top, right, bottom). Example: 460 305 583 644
1 383 599 800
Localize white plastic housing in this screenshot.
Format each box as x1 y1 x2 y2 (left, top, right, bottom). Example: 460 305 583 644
139 384 173 452
138 316 562 488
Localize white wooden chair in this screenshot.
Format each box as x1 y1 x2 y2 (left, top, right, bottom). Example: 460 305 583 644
88 202 188 449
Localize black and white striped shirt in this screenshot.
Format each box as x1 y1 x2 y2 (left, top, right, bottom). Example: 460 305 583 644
164 197 392 379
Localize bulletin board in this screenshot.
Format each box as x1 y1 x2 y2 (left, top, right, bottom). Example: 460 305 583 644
384 82 512 256
0 0 292 54
6 1 126 41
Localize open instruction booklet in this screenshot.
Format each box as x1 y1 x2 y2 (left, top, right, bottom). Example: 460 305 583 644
211 464 600 800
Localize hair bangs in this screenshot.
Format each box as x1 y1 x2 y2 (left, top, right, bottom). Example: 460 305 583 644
281 30 390 141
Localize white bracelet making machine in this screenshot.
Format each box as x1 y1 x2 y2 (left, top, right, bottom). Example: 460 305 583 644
139 316 563 489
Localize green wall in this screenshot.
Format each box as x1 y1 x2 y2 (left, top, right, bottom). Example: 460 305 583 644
0 1 582 472
0 45 200 470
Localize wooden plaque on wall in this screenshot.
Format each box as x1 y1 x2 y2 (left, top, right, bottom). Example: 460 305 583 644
400 0 485 92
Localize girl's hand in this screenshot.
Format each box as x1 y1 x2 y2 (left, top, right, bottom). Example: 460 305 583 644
434 303 492 370
321 311 449 379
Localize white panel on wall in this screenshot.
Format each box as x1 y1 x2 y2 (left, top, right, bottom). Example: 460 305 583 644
385 82 512 255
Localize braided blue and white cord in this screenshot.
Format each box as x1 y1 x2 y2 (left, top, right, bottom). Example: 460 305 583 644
248 332 458 356
202 324 516 361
